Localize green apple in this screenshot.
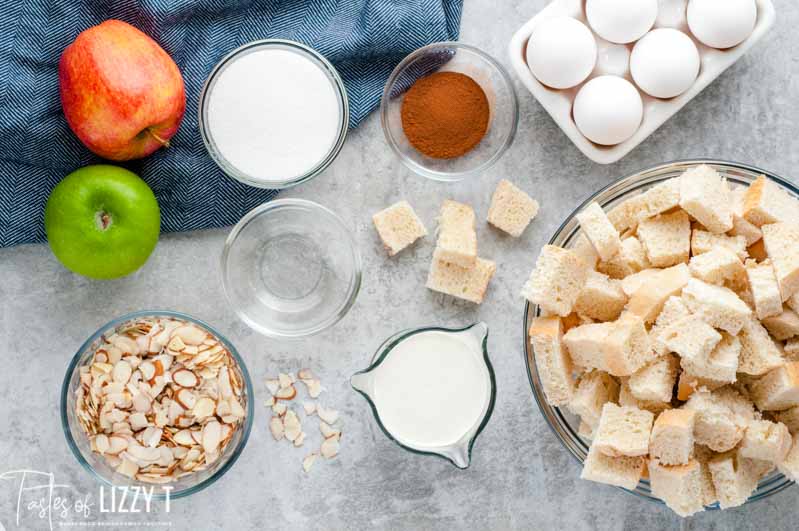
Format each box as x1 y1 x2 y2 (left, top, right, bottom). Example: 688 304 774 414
45 165 160 279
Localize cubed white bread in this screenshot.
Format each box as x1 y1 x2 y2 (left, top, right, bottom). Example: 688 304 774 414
691 230 748 261
574 271 627 322
786 338 799 361
649 458 705 517
742 174 799 227
693 445 720 506
637 210 691 267
761 223 799 301
631 178 682 223
748 238 768 263
529 317 576 406
739 419 792 464
738 316 786 376
708 451 774 509
564 322 614 373
676 372 727 401
594 403 654 457
626 263 691 323
521 245 589 317
650 296 691 356
774 406 799 434
572 234 599 269
750 362 799 411
650 409 696 466
607 191 647 233
597 237 650 279
621 268 662 297
762 307 799 341
778 433 799 481
569 370 620 430
487 179 539 237
564 315 654 376
434 200 477 267
662 316 722 365
581 442 645 490
628 355 679 403
561 312 595 334
679 165 734 234
745 259 784 320
576 202 622 262
372 200 428 256
426 256 496 304
729 186 763 246
689 246 745 286
682 278 752 335
683 388 753 452
682 332 741 384
619 378 672 414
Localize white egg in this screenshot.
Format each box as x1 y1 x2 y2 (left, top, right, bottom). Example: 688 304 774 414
687 0 757 49
586 0 659 44
631 29 700 98
573 76 643 146
526 17 597 89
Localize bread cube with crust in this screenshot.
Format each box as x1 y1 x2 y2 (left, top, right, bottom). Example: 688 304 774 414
572 233 599 269
684 332 741 384
632 178 682 222
427 256 496 304
576 202 622 262
649 409 696 466
628 355 679 403
594 403 654 457
689 246 745 286
619 379 672 414
434 200 477 267
621 268 662 297
745 259 784 319
564 315 654 377
676 372 727 401
597 236 650 279
739 419 792 464
679 165 734 233
683 389 752 452
729 185 763 246
569 370 620 430
649 458 706 517
626 264 691 323
637 210 691 267
662 316 722 366
762 307 799 341
581 443 644 490
372 200 428 256
521 245 589 317
574 270 627 322
691 229 748 261
742 174 799 227
762 222 799 301
750 362 799 411
487 179 539 237
682 278 752 335
529 317 575 406
708 451 774 509
738 316 785 376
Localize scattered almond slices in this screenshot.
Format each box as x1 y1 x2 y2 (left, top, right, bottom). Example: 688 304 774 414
320 437 340 459
317 406 339 425
303 453 318 472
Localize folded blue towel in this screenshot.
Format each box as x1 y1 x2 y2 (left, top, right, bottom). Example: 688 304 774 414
0 0 463 247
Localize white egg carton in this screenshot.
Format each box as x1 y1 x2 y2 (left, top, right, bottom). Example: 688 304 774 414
508 0 775 165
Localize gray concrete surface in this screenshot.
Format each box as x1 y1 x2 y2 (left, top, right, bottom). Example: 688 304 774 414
1 1 798 529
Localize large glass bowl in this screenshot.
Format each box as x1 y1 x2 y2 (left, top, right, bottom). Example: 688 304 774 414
381 42 518 182
523 160 798 507
61 311 254 499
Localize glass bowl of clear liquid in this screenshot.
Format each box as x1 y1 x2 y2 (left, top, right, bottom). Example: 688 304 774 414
221 199 362 338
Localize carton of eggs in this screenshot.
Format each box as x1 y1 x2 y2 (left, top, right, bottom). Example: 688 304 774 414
508 0 775 164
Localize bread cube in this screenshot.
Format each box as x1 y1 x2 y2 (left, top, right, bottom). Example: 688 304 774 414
682 278 752 335
693 445 720 507
607 192 647 233
787 338 799 361
745 259 784 320
521 245 589 317
581 442 644 490
679 165 733 233
742 174 799 227
604 314 656 376
529 317 575 406
676 372 726 401
626 263 691 323
649 458 705 517
619 379 672 414
778 434 799 481
576 202 622 262
572 234 599 269
637 210 691 267
628 355 679 403
569 370 620 429
689 246 745 286
564 322 614 373
650 409 696 466
597 237 650 279
774 406 799 434
708 451 773 509
748 238 769 263
594 403 654 457
691 229 748 261
486 179 539 237
621 268 662 297
762 222 799 301
649 296 691 356
632 178 682 222
729 186 763 246
750 362 799 411
372 201 427 256
738 316 785 376
739 420 792 464
434 200 477 267
662 316 722 365
574 271 627 322
426 256 496 304
684 389 749 452
762 307 799 341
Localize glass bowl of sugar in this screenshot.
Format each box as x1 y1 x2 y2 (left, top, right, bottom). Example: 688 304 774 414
199 40 349 189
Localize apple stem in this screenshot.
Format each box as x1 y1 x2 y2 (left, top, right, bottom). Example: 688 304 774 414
95 211 112 231
147 128 171 148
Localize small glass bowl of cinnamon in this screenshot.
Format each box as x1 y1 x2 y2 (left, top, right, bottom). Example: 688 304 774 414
381 42 518 182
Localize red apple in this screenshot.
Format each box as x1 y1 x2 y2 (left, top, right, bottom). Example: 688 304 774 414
59 20 186 161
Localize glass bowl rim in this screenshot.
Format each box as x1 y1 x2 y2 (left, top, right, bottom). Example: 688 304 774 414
198 38 350 190
220 198 363 339
351 322 497 469
380 41 519 182
522 158 798 507
60 310 255 500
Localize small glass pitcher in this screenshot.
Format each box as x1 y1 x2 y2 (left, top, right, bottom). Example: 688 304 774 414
350 322 496 469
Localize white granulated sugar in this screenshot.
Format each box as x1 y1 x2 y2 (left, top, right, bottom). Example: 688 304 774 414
207 48 340 183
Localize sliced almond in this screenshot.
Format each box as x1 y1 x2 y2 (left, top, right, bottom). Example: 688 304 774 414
129 412 149 431
202 421 222 454
274 385 297 401
229 398 246 418
272 403 287 416
302 453 317 472
142 427 163 448
320 437 340 459
317 406 339 425
95 434 110 454
319 421 341 440
297 368 314 380
278 373 292 389
294 432 306 447
173 369 199 388
112 360 133 384
167 335 186 352
283 410 302 442
132 393 152 413
175 389 196 410
172 326 207 346
116 458 139 478
269 416 285 441
139 361 156 381
173 429 195 447
302 379 322 398
303 401 316 415
192 397 216 420
107 436 128 455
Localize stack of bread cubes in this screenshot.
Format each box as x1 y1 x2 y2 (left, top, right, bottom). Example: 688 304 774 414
524 165 799 517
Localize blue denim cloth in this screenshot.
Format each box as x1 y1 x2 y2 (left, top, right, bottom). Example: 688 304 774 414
0 0 463 247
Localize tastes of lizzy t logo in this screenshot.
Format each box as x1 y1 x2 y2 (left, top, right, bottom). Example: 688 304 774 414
0 469 172 530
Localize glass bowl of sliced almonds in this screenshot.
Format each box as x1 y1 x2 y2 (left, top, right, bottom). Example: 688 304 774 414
60 311 254 499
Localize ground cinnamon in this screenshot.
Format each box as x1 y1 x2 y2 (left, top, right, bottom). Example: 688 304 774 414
401 71 490 159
